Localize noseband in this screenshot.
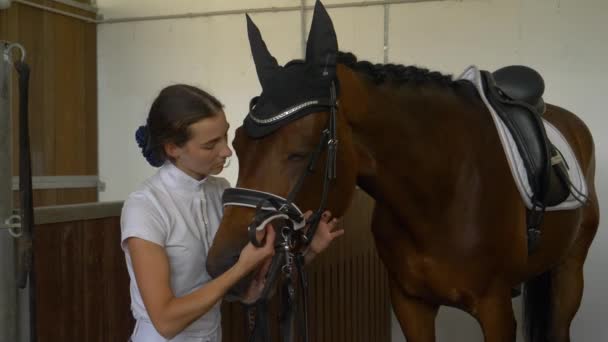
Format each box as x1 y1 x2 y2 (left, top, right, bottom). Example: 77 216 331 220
221 82 338 342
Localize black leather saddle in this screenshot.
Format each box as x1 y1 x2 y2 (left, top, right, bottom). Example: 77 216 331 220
480 65 572 252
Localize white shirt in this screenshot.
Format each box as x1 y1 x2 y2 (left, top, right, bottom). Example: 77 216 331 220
121 162 230 340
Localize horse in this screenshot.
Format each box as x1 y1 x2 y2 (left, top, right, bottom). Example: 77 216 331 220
206 2 600 341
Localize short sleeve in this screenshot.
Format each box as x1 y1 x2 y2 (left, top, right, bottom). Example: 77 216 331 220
120 193 168 252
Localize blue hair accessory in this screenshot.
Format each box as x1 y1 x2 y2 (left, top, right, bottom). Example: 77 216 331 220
135 125 163 167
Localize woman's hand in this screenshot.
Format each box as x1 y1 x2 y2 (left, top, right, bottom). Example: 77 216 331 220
304 210 345 260
235 224 276 276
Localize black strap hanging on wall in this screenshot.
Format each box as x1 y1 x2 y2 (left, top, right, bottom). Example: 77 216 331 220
15 57 36 342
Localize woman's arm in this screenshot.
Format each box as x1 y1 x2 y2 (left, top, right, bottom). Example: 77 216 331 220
127 226 275 339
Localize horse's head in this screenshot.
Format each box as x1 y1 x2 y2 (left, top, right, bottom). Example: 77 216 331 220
206 1 362 302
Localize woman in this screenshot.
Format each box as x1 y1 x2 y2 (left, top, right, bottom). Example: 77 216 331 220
121 84 343 341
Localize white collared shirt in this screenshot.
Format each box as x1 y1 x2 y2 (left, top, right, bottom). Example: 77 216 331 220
121 162 230 339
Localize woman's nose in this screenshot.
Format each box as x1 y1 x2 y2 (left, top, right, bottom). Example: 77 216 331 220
221 142 233 158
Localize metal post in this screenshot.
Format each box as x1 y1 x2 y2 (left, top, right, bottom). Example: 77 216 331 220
301 0 307 59
0 40 18 342
383 4 390 63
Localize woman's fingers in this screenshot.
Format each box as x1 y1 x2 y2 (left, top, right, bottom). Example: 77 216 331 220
331 228 345 238
263 225 276 255
321 210 332 222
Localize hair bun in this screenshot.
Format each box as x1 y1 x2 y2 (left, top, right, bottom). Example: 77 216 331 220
135 125 163 167
135 125 148 149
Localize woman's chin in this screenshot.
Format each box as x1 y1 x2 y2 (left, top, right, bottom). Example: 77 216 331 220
209 165 224 175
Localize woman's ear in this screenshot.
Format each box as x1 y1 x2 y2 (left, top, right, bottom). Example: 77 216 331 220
164 143 181 160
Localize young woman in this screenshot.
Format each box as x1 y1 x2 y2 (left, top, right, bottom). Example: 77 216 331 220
121 84 343 341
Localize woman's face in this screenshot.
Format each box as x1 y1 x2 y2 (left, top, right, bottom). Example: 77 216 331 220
168 111 233 180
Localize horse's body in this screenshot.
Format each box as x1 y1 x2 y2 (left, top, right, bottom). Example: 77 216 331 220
336 60 599 341
207 3 599 341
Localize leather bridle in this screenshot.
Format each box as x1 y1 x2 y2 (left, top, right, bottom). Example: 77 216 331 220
221 82 338 342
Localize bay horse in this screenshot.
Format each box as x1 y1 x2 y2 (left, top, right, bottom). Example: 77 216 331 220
207 2 600 341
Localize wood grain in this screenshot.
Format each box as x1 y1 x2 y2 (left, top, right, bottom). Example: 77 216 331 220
0 0 98 207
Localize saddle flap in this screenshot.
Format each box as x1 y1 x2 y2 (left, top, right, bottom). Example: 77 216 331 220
481 70 571 208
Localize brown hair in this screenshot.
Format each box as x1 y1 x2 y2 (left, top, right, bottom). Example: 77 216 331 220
136 84 223 166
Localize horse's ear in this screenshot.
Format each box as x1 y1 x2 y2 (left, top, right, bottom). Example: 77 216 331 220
305 1 338 78
246 14 280 86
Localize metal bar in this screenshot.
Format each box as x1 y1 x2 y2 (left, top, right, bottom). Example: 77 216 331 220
13 0 98 23
384 4 390 63
49 0 98 13
12 0 439 25
100 0 442 25
11 175 103 190
301 0 307 59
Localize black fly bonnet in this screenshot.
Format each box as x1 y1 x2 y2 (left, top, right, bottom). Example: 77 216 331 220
222 2 339 247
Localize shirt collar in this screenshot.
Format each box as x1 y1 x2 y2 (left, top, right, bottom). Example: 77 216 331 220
160 162 207 194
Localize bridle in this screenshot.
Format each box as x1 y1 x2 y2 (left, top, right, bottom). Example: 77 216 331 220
221 82 338 342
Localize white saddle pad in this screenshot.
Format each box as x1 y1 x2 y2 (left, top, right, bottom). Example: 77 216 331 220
457 65 587 211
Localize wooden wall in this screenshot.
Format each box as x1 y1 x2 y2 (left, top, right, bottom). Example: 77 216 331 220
34 216 133 341
33 190 390 341
0 0 98 206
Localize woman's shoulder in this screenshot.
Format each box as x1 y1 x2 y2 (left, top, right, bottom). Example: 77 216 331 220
120 177 171 246
123 172 167 212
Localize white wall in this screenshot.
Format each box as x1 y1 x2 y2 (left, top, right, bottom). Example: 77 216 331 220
97 0 608 341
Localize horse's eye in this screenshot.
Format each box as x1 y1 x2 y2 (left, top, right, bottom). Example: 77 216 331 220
287 152 308 162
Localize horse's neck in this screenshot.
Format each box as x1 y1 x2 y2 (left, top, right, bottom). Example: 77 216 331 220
342 73 488 218
351 87 445 198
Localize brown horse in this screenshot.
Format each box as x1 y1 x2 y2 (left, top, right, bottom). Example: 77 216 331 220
207 2 600 341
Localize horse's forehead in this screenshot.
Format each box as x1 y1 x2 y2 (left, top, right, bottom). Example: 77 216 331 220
236 113 326 156
282 112 325 133
271 113 327 143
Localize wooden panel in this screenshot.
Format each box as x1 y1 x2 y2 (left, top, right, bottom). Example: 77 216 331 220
34 216 134 342
0 0 98 207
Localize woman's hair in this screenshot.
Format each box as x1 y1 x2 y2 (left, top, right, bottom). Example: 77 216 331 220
135 84 224 167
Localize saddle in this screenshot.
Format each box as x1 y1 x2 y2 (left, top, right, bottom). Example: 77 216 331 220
480 66 572 252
